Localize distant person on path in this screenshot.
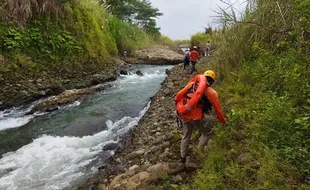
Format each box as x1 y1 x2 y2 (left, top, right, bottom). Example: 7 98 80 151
189 46 200 74
174 70 227 163
183 48 190 69
205 41 211 56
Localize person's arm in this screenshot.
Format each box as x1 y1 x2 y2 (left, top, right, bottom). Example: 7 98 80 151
205 88 226 124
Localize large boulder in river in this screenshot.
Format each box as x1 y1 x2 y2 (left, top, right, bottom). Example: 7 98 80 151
27 84 112 114
130 45 183 65
136 70 144 76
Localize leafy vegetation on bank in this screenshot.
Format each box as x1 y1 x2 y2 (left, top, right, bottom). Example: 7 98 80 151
0 0 166 74
0 0 176 109
184 0 310 189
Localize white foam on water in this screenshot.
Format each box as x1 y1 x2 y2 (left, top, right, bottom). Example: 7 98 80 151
64 101 81 109
0 115 35 131
119 69 166 84
0 103 150 190
0 105 36 131
0 100 82 131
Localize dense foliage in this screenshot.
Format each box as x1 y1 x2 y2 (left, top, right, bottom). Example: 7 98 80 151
185 0 310 189
101 0 162 36
0 0 164 74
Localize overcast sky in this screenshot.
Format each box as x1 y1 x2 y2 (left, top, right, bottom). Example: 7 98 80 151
149 0 247 40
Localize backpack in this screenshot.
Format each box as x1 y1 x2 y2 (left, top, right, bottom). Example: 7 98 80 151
175 81 213 129
186 82 213 114
184 54 190 63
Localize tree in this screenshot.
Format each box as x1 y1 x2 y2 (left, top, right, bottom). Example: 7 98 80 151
101 0 162 35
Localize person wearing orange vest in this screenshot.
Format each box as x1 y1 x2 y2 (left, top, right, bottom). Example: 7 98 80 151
174 70 227 163
189 46 200 74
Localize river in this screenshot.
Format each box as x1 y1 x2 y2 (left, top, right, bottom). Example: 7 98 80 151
0 64 173 190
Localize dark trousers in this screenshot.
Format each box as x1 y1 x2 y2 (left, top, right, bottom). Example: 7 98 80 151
190 61 197 74
184 61 190 69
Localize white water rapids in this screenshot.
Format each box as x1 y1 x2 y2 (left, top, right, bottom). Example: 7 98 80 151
0 65 172 190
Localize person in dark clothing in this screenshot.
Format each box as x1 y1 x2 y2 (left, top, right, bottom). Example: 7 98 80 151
183 48 190 69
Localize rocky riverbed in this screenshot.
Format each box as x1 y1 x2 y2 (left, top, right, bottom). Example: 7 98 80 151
79 58 213 190
0 45 183 111
1 44 206 189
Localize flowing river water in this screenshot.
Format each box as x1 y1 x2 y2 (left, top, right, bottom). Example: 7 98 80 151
0 65 173 190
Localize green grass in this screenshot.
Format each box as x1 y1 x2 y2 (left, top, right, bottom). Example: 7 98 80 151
184 0 310 189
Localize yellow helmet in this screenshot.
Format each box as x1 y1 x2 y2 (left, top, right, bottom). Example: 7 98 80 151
203 70 216 81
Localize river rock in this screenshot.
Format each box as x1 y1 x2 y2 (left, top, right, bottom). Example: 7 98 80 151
136 70 144 76
38 90 46 96
120 70 128 75
46 85 65 95
120 62 132 69
62 79 70 84
94 83 113 92
36 79 43 83
129 165 139 171
44 89 53 96
172 175 183 183
167 82 174 88
128 149 145 159
93 74 102 78
163 89 171 96
107 162 183 190
46 107 59 112
115 158 121 163
150 146 161 153
103 142 118 151
159 148 170 159
28 88 94 114
20 90 29 96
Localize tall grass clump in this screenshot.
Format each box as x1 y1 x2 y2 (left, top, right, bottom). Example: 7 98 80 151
107 17 152 55
155 35 175 46
183 0 310 189
0 0 66 23
190 32 211 49
64 0 117 57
